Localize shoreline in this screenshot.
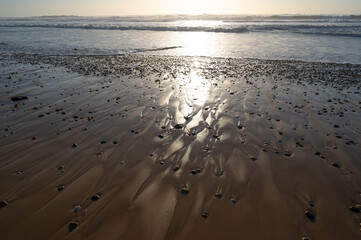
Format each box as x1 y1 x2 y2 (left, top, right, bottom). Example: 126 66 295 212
0 54 360 240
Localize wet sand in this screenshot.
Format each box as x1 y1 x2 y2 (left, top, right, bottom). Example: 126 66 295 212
0 54 360 240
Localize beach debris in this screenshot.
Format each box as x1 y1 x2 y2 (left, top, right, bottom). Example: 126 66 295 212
0 200 8 208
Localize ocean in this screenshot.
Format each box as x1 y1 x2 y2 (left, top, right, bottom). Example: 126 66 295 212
0 15 360 63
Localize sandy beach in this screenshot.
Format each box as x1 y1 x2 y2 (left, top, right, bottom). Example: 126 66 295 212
0 54 360 240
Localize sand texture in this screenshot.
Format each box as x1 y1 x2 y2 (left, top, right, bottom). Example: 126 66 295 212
0 54 360 240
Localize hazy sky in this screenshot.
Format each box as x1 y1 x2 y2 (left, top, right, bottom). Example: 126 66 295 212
0 0 360 17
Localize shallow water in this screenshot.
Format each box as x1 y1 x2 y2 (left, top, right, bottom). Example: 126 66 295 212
0 15 360 63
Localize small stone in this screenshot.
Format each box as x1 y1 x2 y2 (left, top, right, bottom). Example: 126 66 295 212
349 205 360 213
96 151 103 156
74 205 81 213
231 199 237 204
201 212 208 219
331 162 341 168
100 141 107 144
72 143 78 148
119 161 125 165
11 96 28 101
215 193 222 199
302 237 312 240
250 157 257 161
333 124 340 128
173 166 179 172
0 200 8 208
180 188 189 195
284 153 292 157
305 210 315 222
32 136 37 140
58 165 64 170
173 124 183 129
57 185 65 191
113 141 117 144
68 221 78 232
158 134 164 139
91 194 100 201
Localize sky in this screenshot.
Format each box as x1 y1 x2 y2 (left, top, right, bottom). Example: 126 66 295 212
0 0 360 17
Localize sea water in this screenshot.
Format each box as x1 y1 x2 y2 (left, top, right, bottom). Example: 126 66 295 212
0 15 360 64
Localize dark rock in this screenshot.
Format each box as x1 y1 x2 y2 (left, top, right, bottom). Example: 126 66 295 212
349 205 360 213
305 210 315 222
91 194 100 201
68 221 78 232
11 96 28 101
331 162 341 168
173 124 183 129
0 200 8 208
180 188 189 195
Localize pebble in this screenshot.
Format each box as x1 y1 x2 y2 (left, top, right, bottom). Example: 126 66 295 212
158 134 164 139
349 205 360 213
173 166 179 172
173 124 183 129
91 194 100 201
68 221 78 232
250 157 257 161
302 237 312 240
180 188 189 195
215 193 223 199
119 161 125 165
331 162 341 168
57 185 65 191
72 143 78 148
0 200 8 208
305 210 315 222
74 205 81 213
32 136 37 140
201 212 208 219
231 198 237 204
100 140 107 144
11 96 28 101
